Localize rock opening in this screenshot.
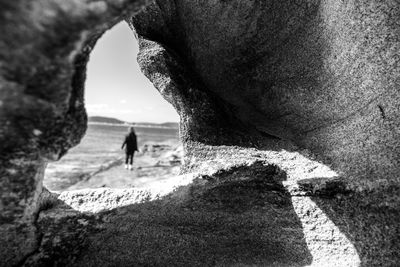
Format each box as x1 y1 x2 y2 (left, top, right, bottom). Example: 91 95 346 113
44 22 181 192
0 1 399 266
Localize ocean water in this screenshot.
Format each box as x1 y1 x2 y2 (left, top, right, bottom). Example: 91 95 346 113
44 123 180 191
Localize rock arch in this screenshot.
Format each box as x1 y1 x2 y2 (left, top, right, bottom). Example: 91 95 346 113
0 0 399 265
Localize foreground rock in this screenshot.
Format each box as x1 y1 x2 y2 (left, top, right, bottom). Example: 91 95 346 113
28 149 399 266
0 1 399 265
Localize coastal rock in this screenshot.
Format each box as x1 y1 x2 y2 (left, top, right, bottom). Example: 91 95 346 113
0 0 399 265
0 1 150 265
131 0 400 183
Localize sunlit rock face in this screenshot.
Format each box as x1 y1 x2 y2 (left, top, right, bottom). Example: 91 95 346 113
0 0 399 266
131 1 400 265
131 0 400 183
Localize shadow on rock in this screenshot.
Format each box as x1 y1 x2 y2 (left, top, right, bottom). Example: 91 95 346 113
30 162 313 266
311 185 400 266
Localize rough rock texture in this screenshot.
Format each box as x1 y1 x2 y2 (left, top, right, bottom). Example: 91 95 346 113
0 1 150 265
131 0 400 183
1 0 399 266
26 153 397 266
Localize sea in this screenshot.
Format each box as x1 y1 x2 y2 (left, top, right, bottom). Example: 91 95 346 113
44 123 180 191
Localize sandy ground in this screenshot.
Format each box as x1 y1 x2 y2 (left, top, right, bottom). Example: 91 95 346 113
66 144 183 191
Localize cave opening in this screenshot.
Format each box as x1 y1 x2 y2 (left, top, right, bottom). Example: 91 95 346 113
43 21 182 192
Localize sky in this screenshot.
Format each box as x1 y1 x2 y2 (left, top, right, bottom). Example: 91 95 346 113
84 22 179 123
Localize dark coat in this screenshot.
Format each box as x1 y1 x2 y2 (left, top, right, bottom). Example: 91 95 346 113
122 132 138 154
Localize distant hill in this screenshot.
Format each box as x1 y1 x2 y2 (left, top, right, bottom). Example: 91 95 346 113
131 122 179 129
88 116 125 124
159 122 179 128
88 116 179 128
135 122 179 128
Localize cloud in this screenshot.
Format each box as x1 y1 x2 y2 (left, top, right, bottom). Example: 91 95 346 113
119 99 127 104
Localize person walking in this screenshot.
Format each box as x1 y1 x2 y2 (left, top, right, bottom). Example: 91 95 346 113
121 126 138 170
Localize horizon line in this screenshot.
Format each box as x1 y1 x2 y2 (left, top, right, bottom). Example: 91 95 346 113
88 115 179 124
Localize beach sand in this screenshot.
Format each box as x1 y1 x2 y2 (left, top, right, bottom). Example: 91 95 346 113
67 144 183 190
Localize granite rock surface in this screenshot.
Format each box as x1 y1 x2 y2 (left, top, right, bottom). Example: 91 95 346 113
0 0 399 266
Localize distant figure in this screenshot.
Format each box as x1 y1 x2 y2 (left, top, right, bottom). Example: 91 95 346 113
121 127 138 170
